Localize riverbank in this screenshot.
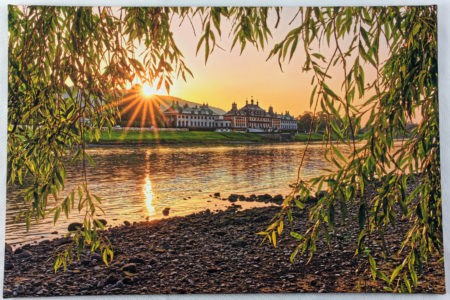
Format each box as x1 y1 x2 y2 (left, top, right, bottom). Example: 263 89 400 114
3 195 444 296
95 130 262 144
91 129 327 145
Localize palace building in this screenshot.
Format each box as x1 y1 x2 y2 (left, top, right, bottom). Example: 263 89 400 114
163 101 231 130
223 98 298 132
162 98 297 132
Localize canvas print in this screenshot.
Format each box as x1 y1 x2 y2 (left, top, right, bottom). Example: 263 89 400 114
3 5 444 296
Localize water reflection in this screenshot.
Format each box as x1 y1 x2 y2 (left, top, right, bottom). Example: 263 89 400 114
144 176 156 216
144 151 156 216
6 142 354 246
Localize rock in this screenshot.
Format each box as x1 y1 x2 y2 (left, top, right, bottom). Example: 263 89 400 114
124 220 131 226
13 285 25 295
114 280 124 288
305 195 318 204
246 194 256 201
207 267 222 273
5 243 13 255
4 260 14 270
95 219 108 227
68 222 83 231
106 274 120 285
121 263 137 273
15 249 32 259
272 194 283 204
214 192 221 198
162 207 170 216
128 257 145 264
122 277 133 285
316 190 328 199
257 194 272 202
228 194 239 202
51 231 58 234
36 288 48 295
231 239 247 248
14 285 25 295
52 237 71 247
81 259 90 266
3 289 12 297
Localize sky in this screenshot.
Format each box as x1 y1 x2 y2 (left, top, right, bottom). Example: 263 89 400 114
148 8 331 117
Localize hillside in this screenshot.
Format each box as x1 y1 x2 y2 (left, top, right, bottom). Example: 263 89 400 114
117 94 228 127
152 95 227 115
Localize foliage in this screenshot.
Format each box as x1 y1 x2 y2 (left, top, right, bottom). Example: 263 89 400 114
257 6 440 293
7 6 193 270
8 5 440 292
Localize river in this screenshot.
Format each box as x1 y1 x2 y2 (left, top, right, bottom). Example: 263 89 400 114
6 142 347 246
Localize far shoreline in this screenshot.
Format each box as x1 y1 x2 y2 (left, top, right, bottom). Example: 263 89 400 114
88 129 336 146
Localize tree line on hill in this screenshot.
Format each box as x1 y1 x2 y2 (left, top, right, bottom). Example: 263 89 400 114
296 111 418 137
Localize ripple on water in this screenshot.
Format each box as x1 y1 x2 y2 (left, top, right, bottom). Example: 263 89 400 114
6 142 348 246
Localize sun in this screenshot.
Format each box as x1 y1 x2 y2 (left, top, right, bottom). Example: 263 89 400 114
141 83 156 97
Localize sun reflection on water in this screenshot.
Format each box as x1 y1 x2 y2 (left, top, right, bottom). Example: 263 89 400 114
144 150 156 217
144 176 156 216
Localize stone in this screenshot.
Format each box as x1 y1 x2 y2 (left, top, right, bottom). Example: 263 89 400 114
15 249 32 259
51 231 58 234
114 280 124 288
305 195 318 204
5 260 14 270
162 207 170 216
121 263 137 273
105 274 120 285
36 288 48 295
228 194 239 202
95 219 108 226
122 277 133 285
272 194 283 204
52 238 71 247
231 239 247 248
68 222 83 231
128 257 145 264
257 194 272 202
5 243 13 255
214 192 221 198
124 220 131 226
14 285 25 295
316 190 328 199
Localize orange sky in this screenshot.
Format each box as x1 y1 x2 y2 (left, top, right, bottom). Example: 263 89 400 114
138 8 383 117
143 8 314 116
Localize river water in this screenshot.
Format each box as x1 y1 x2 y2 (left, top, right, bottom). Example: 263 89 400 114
6 142 346 246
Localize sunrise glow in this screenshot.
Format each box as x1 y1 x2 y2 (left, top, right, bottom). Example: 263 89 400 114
142 83 156 97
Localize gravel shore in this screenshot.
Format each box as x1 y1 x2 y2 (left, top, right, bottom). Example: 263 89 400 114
3 198 445 297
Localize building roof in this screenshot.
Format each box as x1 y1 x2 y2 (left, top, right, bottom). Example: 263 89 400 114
164 101 216 116
225 98 295 120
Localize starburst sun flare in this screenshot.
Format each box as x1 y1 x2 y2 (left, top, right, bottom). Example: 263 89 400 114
141 83 158 97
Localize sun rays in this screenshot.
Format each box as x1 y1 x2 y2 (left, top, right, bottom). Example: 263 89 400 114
106 83 169 141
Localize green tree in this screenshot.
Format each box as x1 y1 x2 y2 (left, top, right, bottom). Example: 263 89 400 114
8 6 440 292
297 111 314 133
